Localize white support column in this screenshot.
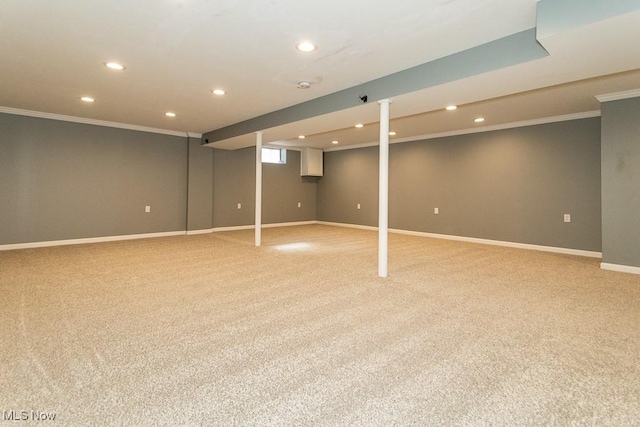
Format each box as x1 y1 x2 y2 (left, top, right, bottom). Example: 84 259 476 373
255 131 263 247
378 99 390 278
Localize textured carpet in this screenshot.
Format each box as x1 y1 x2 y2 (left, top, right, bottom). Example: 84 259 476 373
1 225 639 426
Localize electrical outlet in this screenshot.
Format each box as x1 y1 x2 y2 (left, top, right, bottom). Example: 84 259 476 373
434 207 439 215
237 203 242 209
145 206 151 213
357 203 361 210
564 213 571 223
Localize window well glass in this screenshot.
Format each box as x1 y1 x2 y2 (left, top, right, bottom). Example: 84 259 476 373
261 148 286 164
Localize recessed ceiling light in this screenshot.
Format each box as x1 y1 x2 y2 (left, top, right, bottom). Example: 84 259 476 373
446 105 458 111
298 135 306 139
80 96 95 103
104 62 125 70
355 123 364 128
332 140 339 145
212 89 226 96
474 117 485 123
165 112 176 117
296 41 317 53
389 131 397 136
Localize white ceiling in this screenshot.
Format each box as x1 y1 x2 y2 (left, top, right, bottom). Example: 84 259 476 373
1 1 640 150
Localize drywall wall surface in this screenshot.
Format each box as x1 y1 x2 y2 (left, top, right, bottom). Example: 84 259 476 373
187 137 214 231
319 118 601 251
389 118 601 251
601 97 640 267
262 149 317 224
212 147 256 228
317 146 379 227
0 113 187 244
212 148 317 227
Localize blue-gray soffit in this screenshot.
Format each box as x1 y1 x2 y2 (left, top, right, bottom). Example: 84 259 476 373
203 28 547 145
537 0 640 40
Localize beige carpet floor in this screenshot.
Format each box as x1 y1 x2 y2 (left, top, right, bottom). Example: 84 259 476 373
1 225 639 426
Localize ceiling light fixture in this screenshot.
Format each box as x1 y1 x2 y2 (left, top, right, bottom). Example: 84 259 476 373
80 96 95 103
355 123 364 128
474 117 485 123
297 80 311 89
296 41 317 53
165 112 176 117
446 105 458 111
332 140 339 145
389 131 397 136
298 135 306 139
212 89 226 96
104 62 125 70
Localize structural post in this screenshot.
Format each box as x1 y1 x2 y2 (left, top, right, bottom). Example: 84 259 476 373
378 99 390 277
255 131 263 247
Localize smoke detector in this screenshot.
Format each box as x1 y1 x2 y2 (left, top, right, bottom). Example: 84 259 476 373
297 80 312 89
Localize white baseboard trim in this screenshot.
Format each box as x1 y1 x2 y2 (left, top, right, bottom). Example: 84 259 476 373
1 222 605 261
264 221 317 229
600 263 640 275
0 231 186 251
390 228 602 258
315 221 601 258
315 221 377 231
212 225 254 232
213 220 317 233
186 228 214 235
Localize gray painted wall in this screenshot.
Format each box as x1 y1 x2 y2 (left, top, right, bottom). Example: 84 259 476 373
601 97 640 267
212 147 256 228
0 113 319 244
0 111 606 254
318 118 602 251
263 150 316 224
317 146 379 227
187 137 213 231
212 147 318 228
0 113 188 244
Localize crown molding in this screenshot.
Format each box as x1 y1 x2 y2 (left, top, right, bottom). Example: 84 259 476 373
0 106 196 138
595 89 640 103
324 110 601 152
324 141 379 152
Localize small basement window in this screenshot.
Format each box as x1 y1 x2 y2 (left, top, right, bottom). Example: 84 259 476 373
261 148 287 164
